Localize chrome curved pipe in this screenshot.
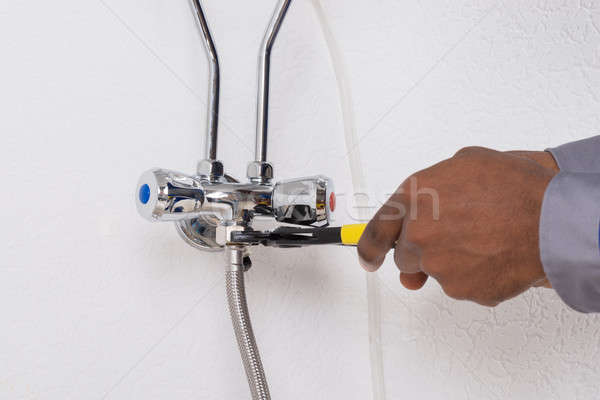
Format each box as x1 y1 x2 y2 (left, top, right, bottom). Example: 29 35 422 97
226 246 271 400
190 0 220 160
255 0 293 163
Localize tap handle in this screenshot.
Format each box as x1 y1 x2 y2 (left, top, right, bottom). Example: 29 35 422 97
272 176 335 227
136 169 205 222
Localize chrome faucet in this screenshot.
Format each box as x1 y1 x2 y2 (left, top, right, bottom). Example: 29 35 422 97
135 1 334 398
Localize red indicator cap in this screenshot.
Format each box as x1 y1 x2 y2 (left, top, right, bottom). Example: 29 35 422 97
329 192 336 212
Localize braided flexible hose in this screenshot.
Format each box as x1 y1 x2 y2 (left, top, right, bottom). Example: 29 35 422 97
226 247 271 400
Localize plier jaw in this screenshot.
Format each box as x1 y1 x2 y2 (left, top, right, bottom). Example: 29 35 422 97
230 226 343 248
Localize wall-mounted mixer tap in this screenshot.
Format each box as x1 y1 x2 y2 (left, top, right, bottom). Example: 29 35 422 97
136 169 335 246
135 1 336 398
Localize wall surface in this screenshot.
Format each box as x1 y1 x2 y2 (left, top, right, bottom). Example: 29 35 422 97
1 0 599 399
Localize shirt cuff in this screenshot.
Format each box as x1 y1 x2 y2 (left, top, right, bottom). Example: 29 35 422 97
540 172 600 313
547 135 600 172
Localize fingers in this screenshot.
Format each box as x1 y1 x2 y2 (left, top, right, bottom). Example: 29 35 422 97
393 235 422 274
357 191 408 272
357 184 429 293
400 272 428 290
395 238 428 290
454 146 492 158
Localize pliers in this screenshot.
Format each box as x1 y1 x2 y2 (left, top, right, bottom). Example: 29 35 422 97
229 224 367 248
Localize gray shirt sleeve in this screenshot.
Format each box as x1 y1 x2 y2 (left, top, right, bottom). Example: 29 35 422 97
542 136 600 313
548 135 600 172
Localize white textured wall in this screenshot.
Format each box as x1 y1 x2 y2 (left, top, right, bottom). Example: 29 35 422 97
1 0 599 399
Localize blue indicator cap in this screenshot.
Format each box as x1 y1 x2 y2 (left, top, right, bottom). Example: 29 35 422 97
139 184 151 205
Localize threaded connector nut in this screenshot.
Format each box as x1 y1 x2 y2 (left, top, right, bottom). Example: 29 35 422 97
246 161 273 183
197 159 224 180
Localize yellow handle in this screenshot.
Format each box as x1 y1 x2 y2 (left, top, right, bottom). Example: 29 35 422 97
340 224 367 245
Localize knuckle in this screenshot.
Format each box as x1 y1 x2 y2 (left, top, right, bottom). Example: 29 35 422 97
399 173 418 194
379 200 406 222
454 146 488 158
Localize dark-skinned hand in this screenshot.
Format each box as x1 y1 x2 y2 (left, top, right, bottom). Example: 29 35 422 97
357 147 559 307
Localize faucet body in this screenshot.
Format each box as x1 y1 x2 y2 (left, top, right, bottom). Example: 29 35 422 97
137 169 274 224
137 169 334 246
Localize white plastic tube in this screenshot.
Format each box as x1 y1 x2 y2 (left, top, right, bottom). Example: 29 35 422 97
309 2 386 399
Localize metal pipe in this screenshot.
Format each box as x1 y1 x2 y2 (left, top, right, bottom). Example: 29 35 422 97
255 0 293 163
190 0 220 160
226 246 271 399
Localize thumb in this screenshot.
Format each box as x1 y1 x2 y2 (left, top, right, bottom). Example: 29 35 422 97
400 272 429 290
